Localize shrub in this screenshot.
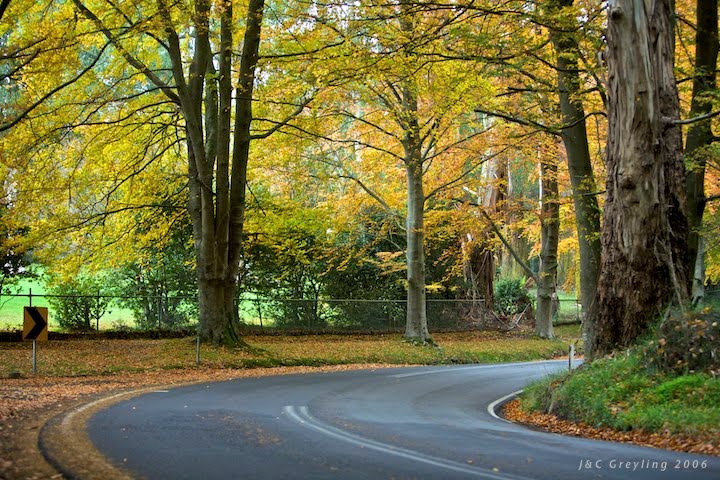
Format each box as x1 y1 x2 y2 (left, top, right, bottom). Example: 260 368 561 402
47 275 112 332
494 277 534 316
643 307 720 375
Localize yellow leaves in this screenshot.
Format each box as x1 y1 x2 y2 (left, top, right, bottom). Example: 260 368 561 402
371 251 405 276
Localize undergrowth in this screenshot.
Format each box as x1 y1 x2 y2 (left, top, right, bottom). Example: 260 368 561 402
520 308 720 437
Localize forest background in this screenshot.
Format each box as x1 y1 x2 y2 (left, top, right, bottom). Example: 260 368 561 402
0 0 717 356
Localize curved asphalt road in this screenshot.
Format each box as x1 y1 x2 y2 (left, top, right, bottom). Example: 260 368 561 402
87 361 720 479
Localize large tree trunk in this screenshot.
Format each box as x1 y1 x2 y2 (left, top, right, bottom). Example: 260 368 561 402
162 0 265 345
685 0 718 301
403 95 429 342
463 158 506 312
536 156 559 339
462 240 495 311
398 2 430 344
547 0 602 347
590 0 689 358
405 159 430 342
198 278 241 344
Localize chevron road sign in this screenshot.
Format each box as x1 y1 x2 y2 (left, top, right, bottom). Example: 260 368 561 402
23 306 48 341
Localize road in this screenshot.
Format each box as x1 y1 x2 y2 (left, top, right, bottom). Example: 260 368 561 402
86 361 720 479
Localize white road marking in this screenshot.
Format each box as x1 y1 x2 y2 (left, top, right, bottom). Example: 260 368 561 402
486 389 524 423
61 391 136 428
283 405 532 480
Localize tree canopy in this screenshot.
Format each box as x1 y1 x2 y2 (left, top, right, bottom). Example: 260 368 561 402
1 0 718 354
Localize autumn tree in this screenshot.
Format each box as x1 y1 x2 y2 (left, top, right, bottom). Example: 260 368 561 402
468 6 590 338
2 0 329 345
684 0 718 302
589 0 689 358
301 2 493 343
544 0 602 344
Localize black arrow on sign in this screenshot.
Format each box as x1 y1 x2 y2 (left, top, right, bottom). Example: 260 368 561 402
26 307 47 340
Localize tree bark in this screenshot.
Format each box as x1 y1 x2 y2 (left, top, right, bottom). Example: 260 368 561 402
547 0 602 347
463 159 505 312
536 156 559 339
590 0 689 358
462 240 495 311
198 278 241 344
685 0 718 299
403 86 431 343
160 0 265 345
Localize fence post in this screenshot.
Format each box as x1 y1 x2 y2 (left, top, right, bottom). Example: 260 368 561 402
576 299 580 323
157 295 162 330
196 334 201 365
32 339 37 374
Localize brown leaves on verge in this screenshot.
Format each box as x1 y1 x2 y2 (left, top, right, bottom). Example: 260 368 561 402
0 363 388 479
503 399 720 457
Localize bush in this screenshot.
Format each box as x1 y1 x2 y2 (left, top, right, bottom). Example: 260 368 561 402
494 277 534 316
47 276 112 332
643 307 720 375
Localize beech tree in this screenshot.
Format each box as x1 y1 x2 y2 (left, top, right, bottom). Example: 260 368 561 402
1 0 325 345
545 0 602 345
286 1 493 343
589 0 689 358
67 0 271 345
684 0 718 303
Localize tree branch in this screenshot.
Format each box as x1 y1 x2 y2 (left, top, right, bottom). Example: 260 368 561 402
672 109 720 125
0 0 10 21
425 145 510 201
477 206 538 283
0 42 111 133
250 95 314 140
71 0 180 105
336 173 402 221
475 108 559 136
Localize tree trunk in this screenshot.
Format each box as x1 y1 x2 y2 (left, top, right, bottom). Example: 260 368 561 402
536 156 559 339
463 159 505 313
685 0 718 295
405 159 430 342
160 0 265 345
590 0 689 358
198 278 241 345
463 240 495 311
692 236 706 305
547 0 602 347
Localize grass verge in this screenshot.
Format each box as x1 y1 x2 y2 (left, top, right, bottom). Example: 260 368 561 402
0 324 579 377
521 352 720 438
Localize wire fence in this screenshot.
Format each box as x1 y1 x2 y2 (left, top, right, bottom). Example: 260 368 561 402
0 289 583 335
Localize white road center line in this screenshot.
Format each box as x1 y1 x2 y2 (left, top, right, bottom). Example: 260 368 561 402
283 405 532 480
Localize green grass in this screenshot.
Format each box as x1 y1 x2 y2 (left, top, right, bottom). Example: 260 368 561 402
0 277 48 330
522 289 582 325
520 349 720 437
555 290 581 324
0 324 581 377
0 277 142 331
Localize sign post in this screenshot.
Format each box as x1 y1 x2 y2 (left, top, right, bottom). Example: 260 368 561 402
23 306 49 374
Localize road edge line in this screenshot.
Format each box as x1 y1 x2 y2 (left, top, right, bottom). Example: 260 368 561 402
40 385 185 480
487 389 524 423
